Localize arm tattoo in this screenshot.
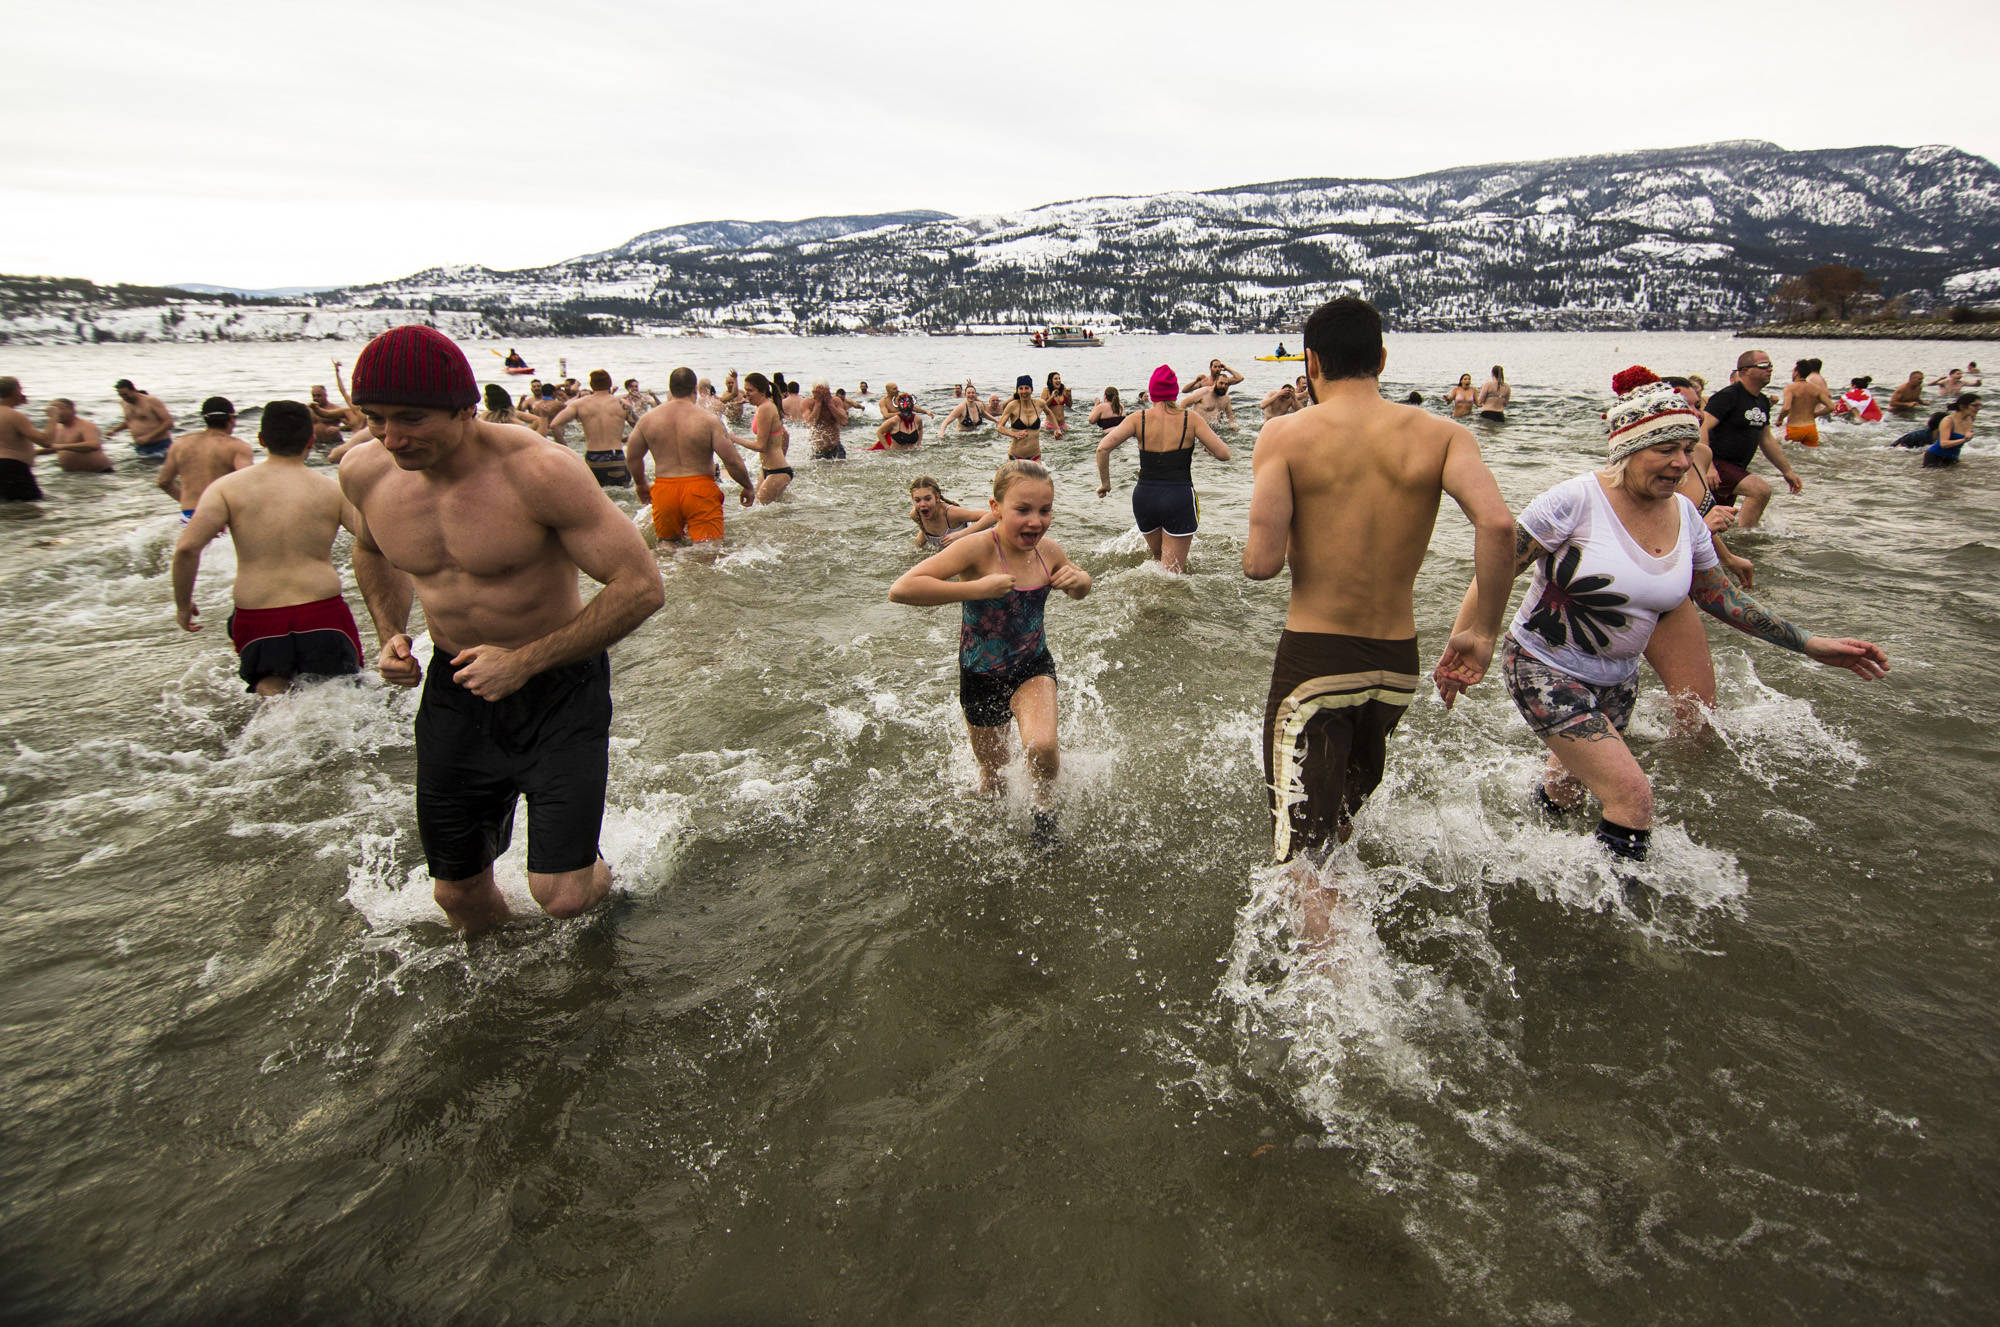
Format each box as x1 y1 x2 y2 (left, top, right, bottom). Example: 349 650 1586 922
1512 522 1543 576
1690 566 1807 651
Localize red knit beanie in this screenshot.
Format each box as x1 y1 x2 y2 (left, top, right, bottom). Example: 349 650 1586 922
351 325 479 410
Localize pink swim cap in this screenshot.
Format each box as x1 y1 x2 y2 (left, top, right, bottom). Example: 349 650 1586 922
1148 365 1178 401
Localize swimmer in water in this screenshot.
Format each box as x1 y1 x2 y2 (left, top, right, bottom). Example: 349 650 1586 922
1247 299 1515 944
875 394 925 449
743 372 792 502
1476 365 1510 421
481 383 544 432
1087 386 1125 429
626 367 757 549
1184 359 1244 424
1778 360 1833 446
1096 365 1232 574
1445 373 1478 418
1887 371 1926 410
107 379 176 460
906 475 994 551
341 325 665 935
997 376 1044 460
1041 372 1072 438
172 400 365 697
158 397 253 523
1259 382 1301 419
0 377 53 500
941 382 993 431
551 370 635 488
1924 393 1979 467
44 398 114 473
1435 375 1888 867
804 381 849 459
889 459 1092 841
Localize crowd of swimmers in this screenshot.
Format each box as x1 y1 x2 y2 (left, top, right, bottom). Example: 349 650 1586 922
0 306 1964 945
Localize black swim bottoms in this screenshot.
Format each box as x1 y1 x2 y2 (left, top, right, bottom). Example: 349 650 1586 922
1478 409 1505 422
227 595 363 691
1263 631 1420 863
762 466 795 479
1131 479 1198 537
960 649 1056 728
415 651 612 880
0 458 42 502
585 449 631 487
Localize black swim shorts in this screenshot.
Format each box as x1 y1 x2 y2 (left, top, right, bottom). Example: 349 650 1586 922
585 449 631 487
0 458 42 502
960 650 1056 728
415 651 612 880
1262 631 1420 863
1131 480 1198 537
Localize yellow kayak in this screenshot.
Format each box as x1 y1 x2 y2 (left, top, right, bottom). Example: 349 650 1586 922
1256 354 1303 362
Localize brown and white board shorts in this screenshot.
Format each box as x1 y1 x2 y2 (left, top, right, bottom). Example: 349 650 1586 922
1262 632 1420 864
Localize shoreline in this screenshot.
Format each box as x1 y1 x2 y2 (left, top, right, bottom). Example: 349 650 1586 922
1735 320 2000 341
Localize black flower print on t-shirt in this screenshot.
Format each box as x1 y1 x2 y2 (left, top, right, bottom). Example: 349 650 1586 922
1525 544 1629 653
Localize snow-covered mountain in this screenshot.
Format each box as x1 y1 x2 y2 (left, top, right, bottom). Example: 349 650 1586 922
7 142 1996 344
327 141 2000 335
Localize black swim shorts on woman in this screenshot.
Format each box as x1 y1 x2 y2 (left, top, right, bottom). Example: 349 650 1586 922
415 651 612 880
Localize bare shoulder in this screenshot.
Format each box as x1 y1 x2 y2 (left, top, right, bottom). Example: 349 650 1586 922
337 438 392 496
497 425 606 511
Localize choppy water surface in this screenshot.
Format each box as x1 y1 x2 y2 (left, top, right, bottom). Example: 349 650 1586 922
2 333 1995 1322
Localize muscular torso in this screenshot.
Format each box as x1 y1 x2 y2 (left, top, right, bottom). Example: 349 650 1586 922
1780 382 1827 424
1266 401 1456 637
210 461 348 609
343 425 587 653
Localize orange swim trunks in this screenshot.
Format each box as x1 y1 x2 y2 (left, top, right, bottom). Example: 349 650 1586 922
1785 422 1820 446
651 473 724 541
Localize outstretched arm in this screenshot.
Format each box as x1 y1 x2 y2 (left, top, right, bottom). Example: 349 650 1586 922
1435 519 1543 706
1688 565 1889 678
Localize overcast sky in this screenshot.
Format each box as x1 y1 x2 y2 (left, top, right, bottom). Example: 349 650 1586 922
8 0 1997 290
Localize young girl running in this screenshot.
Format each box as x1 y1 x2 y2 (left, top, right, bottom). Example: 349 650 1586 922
889 461 1092 834
905 476 994 551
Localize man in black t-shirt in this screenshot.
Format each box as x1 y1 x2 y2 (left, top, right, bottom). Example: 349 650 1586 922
1699 348 1802 530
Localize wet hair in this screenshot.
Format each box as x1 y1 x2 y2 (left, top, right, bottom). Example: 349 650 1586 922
1403 391 1423 404
1806 359 1823 375
589 369 611 391
771 373 789 399
0 376 18 399
786 382 802 397
1301 296 1383 382
1103 386 1122 414
258 400 315 455
539 384 558 399
1925 410 1949 435
1491 365 1505 382
744 372 773 399
992 458 1052 501
910 475 947 500
1794 359 1812 378
1850 376 1871 390
483 383 512 414
667 367 696 398
1953 393 1981 412
910 475 952 547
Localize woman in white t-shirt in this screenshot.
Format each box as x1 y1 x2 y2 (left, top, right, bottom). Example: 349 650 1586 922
1434 378 1889 864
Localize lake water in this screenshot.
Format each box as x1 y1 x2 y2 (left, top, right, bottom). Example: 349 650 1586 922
2 331 1994 1322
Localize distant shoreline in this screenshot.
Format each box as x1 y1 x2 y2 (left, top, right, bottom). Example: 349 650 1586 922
1736 321 2000 342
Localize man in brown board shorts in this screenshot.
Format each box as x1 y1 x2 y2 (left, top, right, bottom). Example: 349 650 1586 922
1244 297 1515 942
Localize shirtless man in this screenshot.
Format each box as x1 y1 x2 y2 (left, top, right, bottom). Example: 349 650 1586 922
107 379 176 460
1243 296 1514 943
1476 366 1511 421
741 371 792 503
1259 382 1302 419
781 380 806 423
1179 380 1227 426
172 400 365 696
0 377 51 501
338 325 666 935
44 399 114 472
1887 371 1927 410
309 382 364 451
531 384 566 441
1700 349 1800 532
551 370 634 488
158 397 254 522
1777 362 1835 447
1932 367 1966 400
622 378 658 417
625 366 756 552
